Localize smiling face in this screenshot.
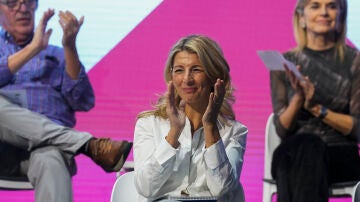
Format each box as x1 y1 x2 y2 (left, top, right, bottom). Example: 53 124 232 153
0 0 37 44
301 0 339 36
171 51 212 107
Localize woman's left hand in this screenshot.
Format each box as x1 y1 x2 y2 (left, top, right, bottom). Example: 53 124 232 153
58 10 84 48
202 79 226 126
299 76 315 109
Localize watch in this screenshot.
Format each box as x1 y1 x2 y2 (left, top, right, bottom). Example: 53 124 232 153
318 106 328 120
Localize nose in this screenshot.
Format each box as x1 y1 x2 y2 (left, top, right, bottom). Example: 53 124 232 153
320 5 329 16
182 70 194 83
16 0 29 11
18 3 27 11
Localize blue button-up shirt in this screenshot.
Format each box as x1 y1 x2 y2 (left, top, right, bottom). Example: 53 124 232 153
0 29 95 127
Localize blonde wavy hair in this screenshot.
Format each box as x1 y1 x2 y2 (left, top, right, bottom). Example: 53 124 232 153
137 35 236 124
293 0 348 60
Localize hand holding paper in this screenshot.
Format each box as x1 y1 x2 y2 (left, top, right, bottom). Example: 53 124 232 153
257 50 303 80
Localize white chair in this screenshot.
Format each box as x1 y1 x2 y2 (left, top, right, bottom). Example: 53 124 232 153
0 175 33 190
263 113 360 202
262 113 280 202
110 164 242 202
111 171 138 202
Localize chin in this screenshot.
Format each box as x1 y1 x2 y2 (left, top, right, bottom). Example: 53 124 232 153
17 27 34 36
182 98 196 104
185 97 205 105
182 98 192 103
312 30 334 36
19 23 34 30
315 26 335 32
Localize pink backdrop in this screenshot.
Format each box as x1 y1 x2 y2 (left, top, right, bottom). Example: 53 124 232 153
0 0 355 201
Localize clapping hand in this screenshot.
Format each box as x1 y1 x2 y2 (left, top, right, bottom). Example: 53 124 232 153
284 64 304 99
165 81 186 147
299 76 315 109
58 10 84 48
30 9 54 53
284 64 315 109
202 79 225 126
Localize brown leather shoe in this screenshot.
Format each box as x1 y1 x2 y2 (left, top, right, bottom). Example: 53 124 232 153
87 138 133 172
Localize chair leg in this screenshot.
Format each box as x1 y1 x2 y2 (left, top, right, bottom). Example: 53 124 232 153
263 183 275 202
353 181 360 202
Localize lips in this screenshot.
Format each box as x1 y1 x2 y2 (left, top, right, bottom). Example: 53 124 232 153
16 17 30 22
182 87 197 93
15 18 32 26
316 19 332 24
16 13 31 22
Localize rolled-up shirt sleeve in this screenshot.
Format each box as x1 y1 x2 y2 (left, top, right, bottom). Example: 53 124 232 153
204 124 247 197
204 140 227 169
0 55 14 87
61 64 94 111
134 117 178 199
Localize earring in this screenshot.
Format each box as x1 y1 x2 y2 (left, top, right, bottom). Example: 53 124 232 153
300 20 306 28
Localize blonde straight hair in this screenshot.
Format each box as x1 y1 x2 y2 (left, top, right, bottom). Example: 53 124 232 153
137 35 236 124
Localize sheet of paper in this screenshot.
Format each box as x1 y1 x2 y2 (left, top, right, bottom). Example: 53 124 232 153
0 89 28 108
257 50 303 80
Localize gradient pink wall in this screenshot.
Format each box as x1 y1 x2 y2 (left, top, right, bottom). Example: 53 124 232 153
0 0 355 201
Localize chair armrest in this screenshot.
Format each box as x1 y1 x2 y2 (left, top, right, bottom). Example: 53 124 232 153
0 175 33 190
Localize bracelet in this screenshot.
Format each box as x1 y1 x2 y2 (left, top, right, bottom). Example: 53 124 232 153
318 106 328 120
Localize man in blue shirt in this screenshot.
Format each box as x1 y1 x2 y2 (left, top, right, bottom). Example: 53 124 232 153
0 1 132 202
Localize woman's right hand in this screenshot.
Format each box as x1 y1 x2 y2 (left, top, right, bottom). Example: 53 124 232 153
284 64 303 94
277 64 306 130
165 81 185 148
284 64 305 105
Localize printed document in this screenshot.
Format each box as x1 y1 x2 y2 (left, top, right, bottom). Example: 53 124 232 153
257 50 303 80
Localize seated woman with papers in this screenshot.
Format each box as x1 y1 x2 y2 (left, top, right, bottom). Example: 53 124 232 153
265 0 360 201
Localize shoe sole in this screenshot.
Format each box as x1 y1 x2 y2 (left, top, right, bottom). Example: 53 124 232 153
111 142 133 172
